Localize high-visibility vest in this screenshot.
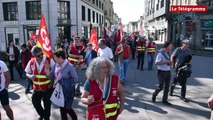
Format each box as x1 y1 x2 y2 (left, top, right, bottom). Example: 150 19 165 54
68 44 84 65
147 43 156 54
87 75 120 120
137 41 146 53
29 58 51 91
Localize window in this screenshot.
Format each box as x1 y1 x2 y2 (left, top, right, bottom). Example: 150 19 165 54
96 12 98 23
58 1 70 19
99 1 101 8
88 8 91 22
93 11 95 23
99 14 101 24
102 15 104 24
26 1 41 20
82 5 85 21
160 0 164 8
102 3 104 10
93 0 95 4
96 0 98 6
3 2 18 21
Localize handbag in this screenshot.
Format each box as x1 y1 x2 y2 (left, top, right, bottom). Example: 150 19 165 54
50 83 65 107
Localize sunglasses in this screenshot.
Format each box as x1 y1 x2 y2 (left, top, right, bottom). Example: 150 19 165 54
36 53 43 58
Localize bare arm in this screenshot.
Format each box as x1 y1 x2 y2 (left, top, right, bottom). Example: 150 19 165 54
4 71 10 88
81 90 94 105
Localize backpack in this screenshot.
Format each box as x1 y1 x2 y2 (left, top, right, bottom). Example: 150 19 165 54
177 63 192 78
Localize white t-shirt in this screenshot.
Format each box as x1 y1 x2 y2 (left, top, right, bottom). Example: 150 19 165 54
9 47 15 61
0 60 9 91
98 47 113 59
155 52 171 71
25 55 55 74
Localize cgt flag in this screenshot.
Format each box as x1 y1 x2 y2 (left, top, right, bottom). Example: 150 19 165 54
37 14 53 58
89 28 98 52
119 23 124 42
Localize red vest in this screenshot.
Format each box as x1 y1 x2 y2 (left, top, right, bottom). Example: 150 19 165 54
87 75 120 120
147 42 156 54
68 44 84 65
136 41 146 54
29 57 51 91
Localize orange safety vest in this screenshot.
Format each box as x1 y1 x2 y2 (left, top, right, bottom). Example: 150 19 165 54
29 57 51 91
68 44 84 65
87 75 120 120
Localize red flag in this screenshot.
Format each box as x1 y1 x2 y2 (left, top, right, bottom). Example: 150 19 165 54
29 31 36 46
89 28 98 52
37 14 53 58
119 23 123 42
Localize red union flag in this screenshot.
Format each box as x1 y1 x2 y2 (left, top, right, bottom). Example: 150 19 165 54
89 28 98 52
37 14 53 58
170 5 207 12
119 23 123 42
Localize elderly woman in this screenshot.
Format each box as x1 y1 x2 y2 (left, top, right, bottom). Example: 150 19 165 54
45 50 78 120
81 57 125 120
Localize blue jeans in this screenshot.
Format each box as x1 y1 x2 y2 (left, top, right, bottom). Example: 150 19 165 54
119 59 128 81
148 54 155 70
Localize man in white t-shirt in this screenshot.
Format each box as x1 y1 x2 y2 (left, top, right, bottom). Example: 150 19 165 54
0 60 14 120
97 38 114 60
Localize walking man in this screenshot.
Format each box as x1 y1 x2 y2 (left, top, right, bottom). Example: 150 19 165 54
136 36 146 70
0 60 14 120
25 46 55 120
152 41 173 105
115 39 132 84
98 38 114 60
169 39 192 102
147 38 157 70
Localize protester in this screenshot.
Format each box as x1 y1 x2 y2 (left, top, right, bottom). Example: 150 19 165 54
116 39 132 84
97 38 114 60
152 41 173 105
147 38 157 70
169 39 192 102
25 46 55 120
81 57 125 120
85 43 97 66
0 60 14 120
136 36 146 70
20 43 33 94
6 41 20 81
45 50 78 120
68 36 85 96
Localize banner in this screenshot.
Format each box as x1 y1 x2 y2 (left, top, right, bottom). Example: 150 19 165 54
119 23 123 42
89 28 98 52
37 14 53 58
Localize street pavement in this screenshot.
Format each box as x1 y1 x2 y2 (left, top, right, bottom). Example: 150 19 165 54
1 54 213 120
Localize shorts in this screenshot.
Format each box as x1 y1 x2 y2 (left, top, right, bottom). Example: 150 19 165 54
0 89 9 105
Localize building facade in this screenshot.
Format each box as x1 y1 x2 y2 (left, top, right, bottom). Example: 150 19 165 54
144 0 168 42
79 0 104 38
103 0 113 27
0 0 79 51
0 0 107 51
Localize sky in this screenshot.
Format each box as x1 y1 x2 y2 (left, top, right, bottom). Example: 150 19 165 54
111 0 144 24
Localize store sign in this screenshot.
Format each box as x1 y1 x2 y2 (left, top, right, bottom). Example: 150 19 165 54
3 21 40 25
203 20 213 28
